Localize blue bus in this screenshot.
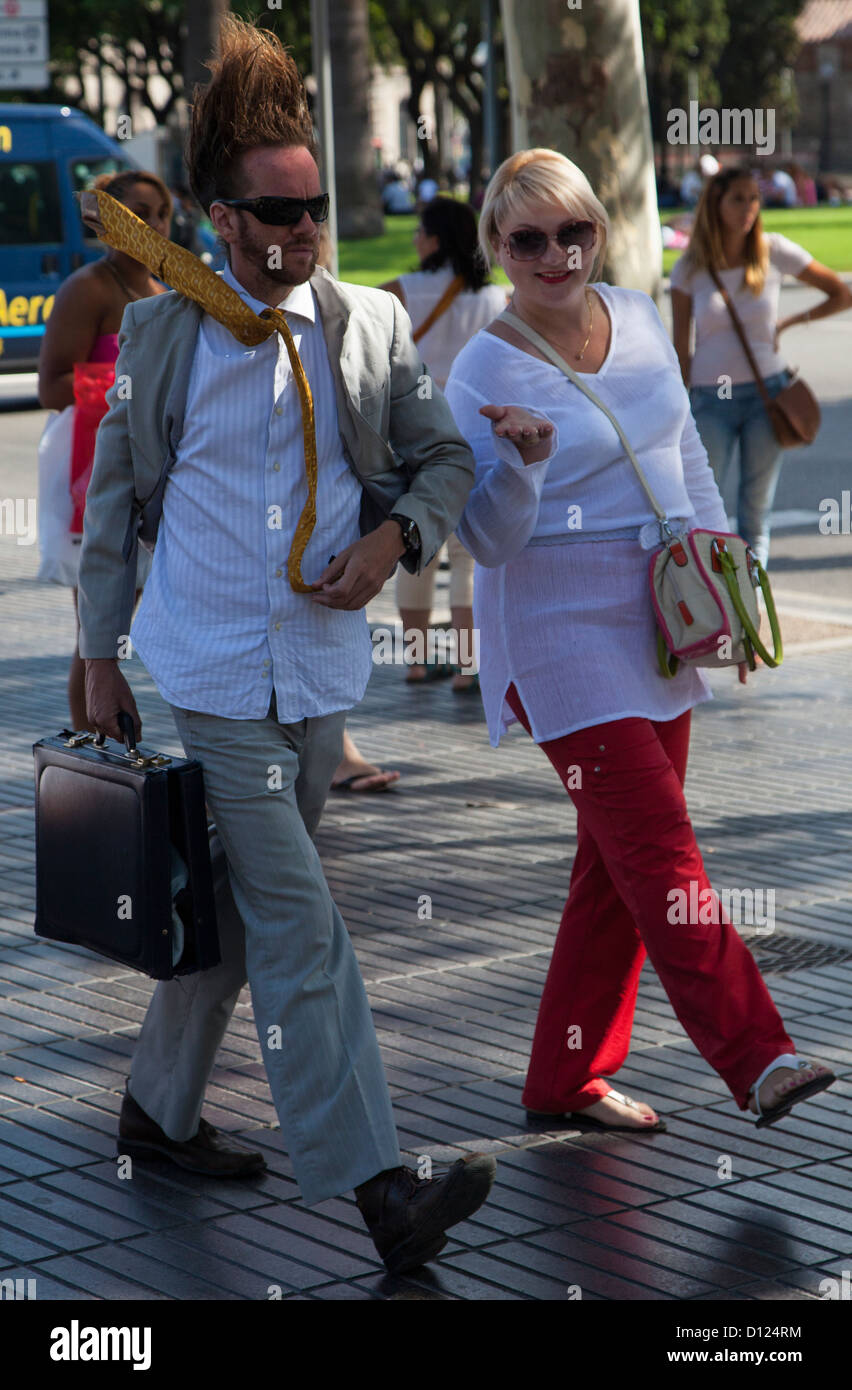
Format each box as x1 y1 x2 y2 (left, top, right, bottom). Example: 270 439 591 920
0 104 134 372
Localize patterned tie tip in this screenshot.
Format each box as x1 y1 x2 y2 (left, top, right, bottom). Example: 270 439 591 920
79 188 319 594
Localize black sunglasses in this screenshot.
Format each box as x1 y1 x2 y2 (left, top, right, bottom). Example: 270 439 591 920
213 193 330 226
503 220 596 261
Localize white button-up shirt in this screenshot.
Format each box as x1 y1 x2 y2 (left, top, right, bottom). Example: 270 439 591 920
130 263 372 721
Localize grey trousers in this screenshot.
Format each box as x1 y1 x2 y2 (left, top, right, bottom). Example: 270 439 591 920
128 699 402 1206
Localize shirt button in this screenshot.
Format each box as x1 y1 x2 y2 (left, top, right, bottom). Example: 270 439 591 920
274 622 281 631
275 568 283 578
594 766 601 773
599 744 606 751
273 463 280 472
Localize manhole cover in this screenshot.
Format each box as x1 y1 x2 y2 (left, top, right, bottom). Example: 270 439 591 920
749 935 852 975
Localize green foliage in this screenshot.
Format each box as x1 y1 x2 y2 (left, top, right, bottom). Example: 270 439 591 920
234 2 313 74
46 0 185 117
715 0 803 120
639 0 729 121
641 0 805 149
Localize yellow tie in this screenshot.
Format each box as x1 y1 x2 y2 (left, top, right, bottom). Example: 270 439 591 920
80 188 319 594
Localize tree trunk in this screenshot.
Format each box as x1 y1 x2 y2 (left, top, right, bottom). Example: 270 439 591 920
466 102 485 203
184 0 229 102
329 0 383 238
500 0 662 298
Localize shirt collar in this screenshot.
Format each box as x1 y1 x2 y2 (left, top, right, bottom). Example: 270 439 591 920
220 261 316 324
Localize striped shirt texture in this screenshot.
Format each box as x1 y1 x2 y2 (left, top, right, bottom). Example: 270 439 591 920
130 263 373 721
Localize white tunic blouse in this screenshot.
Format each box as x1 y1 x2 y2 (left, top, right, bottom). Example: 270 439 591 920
445 282 730 748
399 267 508 388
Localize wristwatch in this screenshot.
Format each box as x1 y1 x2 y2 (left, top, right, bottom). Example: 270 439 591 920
390 513 421 560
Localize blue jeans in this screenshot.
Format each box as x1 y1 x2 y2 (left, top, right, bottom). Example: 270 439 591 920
689 371 789 568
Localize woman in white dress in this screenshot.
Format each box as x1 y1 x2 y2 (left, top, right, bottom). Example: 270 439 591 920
444 148 834 1134
383 197 507 692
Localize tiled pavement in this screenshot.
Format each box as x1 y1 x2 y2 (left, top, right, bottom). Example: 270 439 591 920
1 540 851 1302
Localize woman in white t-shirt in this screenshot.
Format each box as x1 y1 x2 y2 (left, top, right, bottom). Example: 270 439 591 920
382 197 508 691
445 147 835 1138
671 165 851 565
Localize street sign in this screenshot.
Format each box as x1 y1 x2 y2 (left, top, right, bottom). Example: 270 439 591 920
0 61 47 89
0 0 48 90
0 20 47 62
1 1 47 18
0 0 47 16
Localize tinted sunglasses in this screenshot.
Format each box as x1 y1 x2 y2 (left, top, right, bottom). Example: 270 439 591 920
503 220 596 261
214 193 330 225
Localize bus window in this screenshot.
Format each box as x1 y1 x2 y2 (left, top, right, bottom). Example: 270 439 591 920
71 157 125 237
0 161 62 244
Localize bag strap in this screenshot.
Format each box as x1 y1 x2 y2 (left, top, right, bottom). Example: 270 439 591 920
498 308 668 526
413 274 465 343
707 267 775 413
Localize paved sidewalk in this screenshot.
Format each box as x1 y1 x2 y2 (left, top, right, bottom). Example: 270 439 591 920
0 537 851 1301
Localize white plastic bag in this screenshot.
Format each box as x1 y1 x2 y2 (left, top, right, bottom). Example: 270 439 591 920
36 406 81 586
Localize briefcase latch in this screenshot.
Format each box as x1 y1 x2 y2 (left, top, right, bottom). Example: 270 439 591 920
87 724 173 769
64 732 95 748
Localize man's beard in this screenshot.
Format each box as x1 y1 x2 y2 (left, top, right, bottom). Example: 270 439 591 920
236 222 318 284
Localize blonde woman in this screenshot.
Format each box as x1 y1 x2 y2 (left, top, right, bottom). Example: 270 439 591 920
671 164 851 566
444 148 835 1135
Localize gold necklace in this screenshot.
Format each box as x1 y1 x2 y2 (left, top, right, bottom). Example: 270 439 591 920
511 287 594 360
575 288 594 360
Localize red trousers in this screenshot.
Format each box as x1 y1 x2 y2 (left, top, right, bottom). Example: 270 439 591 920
506 686 794 1113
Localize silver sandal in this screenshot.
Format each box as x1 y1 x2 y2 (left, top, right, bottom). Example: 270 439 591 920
749 1053 836 1129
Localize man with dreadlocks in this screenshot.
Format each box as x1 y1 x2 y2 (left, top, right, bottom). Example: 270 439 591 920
77 17 494 1273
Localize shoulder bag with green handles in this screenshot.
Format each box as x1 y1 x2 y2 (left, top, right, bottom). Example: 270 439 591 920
499 309 783 678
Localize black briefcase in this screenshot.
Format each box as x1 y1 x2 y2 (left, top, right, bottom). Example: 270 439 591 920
33 714 221 980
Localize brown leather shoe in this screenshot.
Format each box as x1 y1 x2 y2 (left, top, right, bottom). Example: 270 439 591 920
117 1088 267 1178
355 1153 497 1274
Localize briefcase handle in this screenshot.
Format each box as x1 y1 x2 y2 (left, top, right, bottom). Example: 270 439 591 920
85 711 172 768
92 710 139 757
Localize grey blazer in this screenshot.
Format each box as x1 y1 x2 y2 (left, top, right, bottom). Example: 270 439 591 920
77 265 476 659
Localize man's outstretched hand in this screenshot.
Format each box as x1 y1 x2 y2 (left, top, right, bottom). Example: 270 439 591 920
311 519 406 611
84 658 142 745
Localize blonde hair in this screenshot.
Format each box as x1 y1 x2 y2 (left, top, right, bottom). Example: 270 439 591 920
479 148 610 279
684 166 768 295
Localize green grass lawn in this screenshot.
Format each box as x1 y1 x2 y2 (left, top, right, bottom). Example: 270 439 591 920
661 205 852 276
337 213 510 288
338 207 852 286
